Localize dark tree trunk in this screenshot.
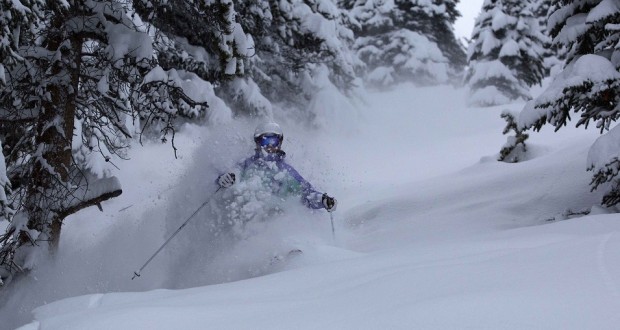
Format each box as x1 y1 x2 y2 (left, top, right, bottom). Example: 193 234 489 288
26 10 81 252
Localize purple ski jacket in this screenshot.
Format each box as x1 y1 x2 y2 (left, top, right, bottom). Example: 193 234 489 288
233 150 325 209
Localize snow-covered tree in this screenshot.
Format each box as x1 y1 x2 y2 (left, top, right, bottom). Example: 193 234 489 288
518 0 620 207
465 0 547 106
134 0 270 117
0 141 12 220
498 110 529 162
0 141 11 286
531 0 552 36
133 0 248 81
350 0 465 88
531 0 564 75
0 0 220 285
0 0 44 85
400 0 467 75
136 0 360 121
132 0 243 123
235 0 360 112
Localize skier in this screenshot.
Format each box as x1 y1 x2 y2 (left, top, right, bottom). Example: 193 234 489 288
133 123 336 282
216 122 337 214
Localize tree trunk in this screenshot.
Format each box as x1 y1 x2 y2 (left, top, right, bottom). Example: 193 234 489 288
27 11 81 253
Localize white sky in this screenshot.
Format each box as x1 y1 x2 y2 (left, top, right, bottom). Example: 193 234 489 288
455 0 484 41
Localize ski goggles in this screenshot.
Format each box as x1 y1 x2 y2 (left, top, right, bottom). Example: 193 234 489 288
255 134 282 147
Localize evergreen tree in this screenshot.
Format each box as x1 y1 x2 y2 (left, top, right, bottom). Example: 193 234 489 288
133 0 248 81
498 110 529 162
134 0 270 117
0 0 44 85
0 141 12 220
133 0 251 121
531 0 552 35
465 0 546 106
350 0 465 88
518 0 620 207
0 0 217 286
136 0 360 119
399 0 467 75
530 0 563 75
235 0 359 112
0 141 10 286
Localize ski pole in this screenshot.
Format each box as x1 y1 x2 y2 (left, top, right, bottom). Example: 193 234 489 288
132 187 222 280
329 211 336 241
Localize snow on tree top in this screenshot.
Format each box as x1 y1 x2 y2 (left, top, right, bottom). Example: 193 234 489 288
468 60 520 84
499 39 520 57
587 0 620 23
478 29 501 56
295 7 340 51
468 85 511 107
350 0 394 27
519 54 620 129
588 123 620 170
547 2 581 35
105 22 153 62
491 8 517 31
543 54 620 98
8 0 31 14
554 13 587 46
316 0 340 18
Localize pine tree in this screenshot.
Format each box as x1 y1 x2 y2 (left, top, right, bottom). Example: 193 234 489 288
133 0 248 80
237 0 359 110
0 141 12 221
398 0 467 75
498 110 529 162
518 0 620 207
465 0 546 106
134 0 274 117
0 0 216 285
136 0 360 120
0 142 11 286
531 0 563 75
531 0 552 35
0 0 44 85
133 0 251 122
350 0 465 88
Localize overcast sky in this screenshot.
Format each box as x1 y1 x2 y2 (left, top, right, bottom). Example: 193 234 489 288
455 0 484 42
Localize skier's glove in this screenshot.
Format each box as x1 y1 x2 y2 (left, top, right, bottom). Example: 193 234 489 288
322 193 337 212
217 173 236 188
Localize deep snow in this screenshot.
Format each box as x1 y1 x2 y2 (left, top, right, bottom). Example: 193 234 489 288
4 83 620 330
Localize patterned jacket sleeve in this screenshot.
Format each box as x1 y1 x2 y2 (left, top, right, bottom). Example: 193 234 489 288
281 163 324 209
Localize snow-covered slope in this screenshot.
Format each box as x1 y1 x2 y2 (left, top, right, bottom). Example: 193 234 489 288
8 84 620 330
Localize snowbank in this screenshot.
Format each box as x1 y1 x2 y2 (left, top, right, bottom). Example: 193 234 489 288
6 83 616 330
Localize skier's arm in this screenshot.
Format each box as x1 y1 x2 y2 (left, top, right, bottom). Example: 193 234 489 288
281 163 327 209
216 156 253 187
